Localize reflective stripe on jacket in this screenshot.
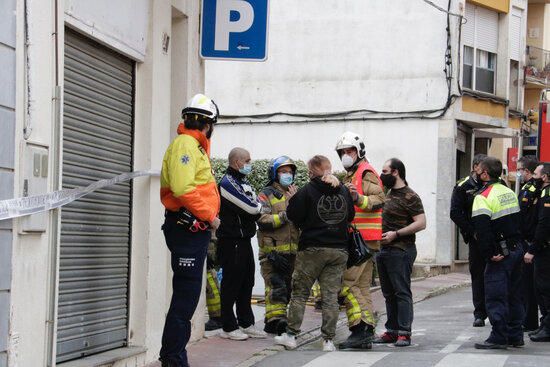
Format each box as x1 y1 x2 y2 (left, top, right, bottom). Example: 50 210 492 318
257 182 300 258
352 161 383 241
160 123 220 222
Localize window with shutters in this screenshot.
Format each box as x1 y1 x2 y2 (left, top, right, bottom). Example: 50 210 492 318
462 2 499 94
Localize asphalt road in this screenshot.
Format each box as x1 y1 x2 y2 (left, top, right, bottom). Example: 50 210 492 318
253 287 550 367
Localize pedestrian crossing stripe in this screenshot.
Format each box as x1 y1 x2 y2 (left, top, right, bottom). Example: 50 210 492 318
301 352 389 367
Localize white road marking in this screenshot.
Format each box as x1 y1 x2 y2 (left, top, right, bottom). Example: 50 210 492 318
438 329 477 353
434 353 508 367
302 352 390 367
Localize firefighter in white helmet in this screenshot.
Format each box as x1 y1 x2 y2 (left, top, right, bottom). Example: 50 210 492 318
335 131 385 350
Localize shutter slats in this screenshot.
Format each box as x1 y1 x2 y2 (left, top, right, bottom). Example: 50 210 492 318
476 6 499 53
464 3 475 47
510 8 522 61
58 29 133 363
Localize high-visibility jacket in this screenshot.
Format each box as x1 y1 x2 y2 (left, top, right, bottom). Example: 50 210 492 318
160 123 220 222
350 161 383 241
471 182 521 259
257 182 300 259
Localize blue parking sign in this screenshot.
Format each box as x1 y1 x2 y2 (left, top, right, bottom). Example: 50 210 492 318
200 0 269 61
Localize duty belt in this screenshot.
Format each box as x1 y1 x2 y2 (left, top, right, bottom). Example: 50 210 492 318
165 209 210 232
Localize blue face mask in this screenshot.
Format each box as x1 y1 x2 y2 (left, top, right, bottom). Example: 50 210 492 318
279 173 294 187
239 163 252 175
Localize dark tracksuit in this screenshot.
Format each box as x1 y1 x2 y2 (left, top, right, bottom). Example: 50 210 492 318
519 179 544 330
529 185 550 333
217 167 262 332
472 182 524 345
450 175 486 320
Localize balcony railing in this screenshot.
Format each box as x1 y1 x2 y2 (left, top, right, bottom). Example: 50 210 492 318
526 45 550 86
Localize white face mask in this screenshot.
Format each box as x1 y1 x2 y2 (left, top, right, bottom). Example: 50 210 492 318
341 154 355 169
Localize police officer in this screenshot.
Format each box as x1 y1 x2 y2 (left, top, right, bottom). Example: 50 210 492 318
257 156 300 335
471 157 524 349
159 94 221 367
335 132 385 349
517 156 542 332
524 163 550 342
450 154 487 327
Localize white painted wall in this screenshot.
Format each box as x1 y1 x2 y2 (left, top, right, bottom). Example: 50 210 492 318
206 0 451 116
65 0 149 61
8 0 205 366
206 0 460 263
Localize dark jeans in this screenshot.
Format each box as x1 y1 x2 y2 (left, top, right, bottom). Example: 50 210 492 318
218 237 255 332
468 240 487 320
159 218 210 367
534 249 550 331
376 245 417 335
484 248 524 345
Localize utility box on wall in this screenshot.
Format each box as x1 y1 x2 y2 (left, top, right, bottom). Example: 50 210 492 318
20 142 49 233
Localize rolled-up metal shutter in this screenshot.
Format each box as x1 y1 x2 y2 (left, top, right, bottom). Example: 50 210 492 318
57 29 134 363
510 7 522 61
475 6 499 54
463 3 475 47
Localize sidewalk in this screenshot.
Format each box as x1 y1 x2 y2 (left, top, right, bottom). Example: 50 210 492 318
147 272 471 367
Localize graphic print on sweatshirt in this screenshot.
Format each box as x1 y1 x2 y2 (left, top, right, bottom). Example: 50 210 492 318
317 194 348 225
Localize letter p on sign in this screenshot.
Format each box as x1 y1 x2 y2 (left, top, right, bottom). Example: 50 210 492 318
201 0 269 61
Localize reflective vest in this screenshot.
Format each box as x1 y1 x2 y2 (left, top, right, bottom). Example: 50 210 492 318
352 161 383 241
472 183 520 220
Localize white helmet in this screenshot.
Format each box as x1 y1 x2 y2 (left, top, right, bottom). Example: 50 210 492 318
181 94 219 122
335 131 366 159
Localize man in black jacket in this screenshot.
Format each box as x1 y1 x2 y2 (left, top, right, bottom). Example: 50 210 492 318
217 148 265 340
517 155 545 332
450 154 487 327
274 155 355 352
524 163 550 342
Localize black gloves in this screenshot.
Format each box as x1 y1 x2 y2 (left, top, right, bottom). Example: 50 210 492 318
266 252 291 273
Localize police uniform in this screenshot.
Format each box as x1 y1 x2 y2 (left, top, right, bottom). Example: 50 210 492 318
257 182 299 334
519 179 543 330
529 185 550 341
471 181 524 347
450 175 486 322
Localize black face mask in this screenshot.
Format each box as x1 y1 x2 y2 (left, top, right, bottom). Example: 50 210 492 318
380 173 397 189
534 178 544 189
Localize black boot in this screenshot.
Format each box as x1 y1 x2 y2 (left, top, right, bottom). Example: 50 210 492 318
339 322 372 350
530 327 550 342
264 320 279 334
205 317 223 331
276 320 288 336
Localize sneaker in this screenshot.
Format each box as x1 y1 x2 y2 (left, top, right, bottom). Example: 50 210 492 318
220 329 249 341
373 332 398 344
394 335 411 347
323 339 336 352
241 325 267 339
274 333 297 349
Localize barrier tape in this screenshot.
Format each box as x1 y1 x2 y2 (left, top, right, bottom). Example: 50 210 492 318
0 170 160 221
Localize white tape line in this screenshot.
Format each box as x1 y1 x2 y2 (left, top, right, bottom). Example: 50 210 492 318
0 170 160 221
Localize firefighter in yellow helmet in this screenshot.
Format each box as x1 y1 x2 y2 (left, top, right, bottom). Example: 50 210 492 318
257 156 300 335
335 131 385 350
